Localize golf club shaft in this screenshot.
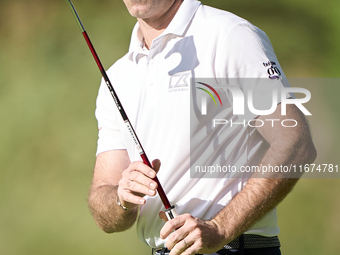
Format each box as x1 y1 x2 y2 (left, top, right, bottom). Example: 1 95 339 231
65 0 172 210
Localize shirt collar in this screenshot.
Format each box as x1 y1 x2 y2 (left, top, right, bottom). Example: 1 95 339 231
128 0 201 62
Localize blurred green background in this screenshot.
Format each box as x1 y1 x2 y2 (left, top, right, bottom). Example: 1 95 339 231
0 0 339 254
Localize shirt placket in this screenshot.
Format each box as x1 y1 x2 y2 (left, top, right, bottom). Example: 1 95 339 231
145 38 163 99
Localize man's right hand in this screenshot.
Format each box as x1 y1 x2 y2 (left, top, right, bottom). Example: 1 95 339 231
117 159 161 209
89 150 161 233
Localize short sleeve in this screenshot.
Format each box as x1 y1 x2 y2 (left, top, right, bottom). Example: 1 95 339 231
95 79 126 155
217 22 286 80
215 22 292 121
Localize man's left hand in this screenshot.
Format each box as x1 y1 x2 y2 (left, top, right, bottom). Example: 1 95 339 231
159 213 227 255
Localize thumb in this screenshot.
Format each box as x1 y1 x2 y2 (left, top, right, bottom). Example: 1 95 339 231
152 159 161 174
159 211 168 222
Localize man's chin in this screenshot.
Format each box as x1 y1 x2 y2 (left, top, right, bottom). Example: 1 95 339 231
126 6 152 19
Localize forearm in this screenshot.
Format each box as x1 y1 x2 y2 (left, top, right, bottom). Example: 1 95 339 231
211 132 316 248
88 184 139 233
212 178 297 245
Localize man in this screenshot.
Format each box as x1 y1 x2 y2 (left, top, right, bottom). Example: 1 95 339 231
88 0 317 254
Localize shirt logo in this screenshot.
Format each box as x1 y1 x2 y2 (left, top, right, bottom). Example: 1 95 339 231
263 61 282 80
168 71 190 93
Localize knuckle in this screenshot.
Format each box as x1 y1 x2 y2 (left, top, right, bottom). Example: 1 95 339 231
187 220 198 230
193 228 203 239
183 213 191 219
131 161 150 177
167 221 175 230
170 219 179 228
134 161 144 169
130 170 139 180
130 161 138 167
169 232 180 242
129 162 139 171
118 178 128 190
121 169 128 178
166 221 177 232
123 167 134 179
125 180 134 190
184 214 195 223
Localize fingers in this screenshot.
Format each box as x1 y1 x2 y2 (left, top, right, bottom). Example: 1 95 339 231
160 214 198 252
118 160 160 207
170 238 194 255
160 214 220 255
131 160 158 179
160 214 193 239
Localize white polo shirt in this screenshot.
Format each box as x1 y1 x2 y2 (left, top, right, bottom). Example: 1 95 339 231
95 0 289 248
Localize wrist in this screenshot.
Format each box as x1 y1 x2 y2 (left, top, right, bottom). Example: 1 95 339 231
117 195 128 210
116 186 139 211
209 218 230 246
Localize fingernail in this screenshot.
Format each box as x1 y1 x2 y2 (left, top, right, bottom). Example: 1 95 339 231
149 170 155 178
150 182 157 189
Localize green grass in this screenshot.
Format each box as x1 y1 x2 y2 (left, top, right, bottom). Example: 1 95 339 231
0 0 339 254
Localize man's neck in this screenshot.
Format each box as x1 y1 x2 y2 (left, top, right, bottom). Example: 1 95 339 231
137 0 183 49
